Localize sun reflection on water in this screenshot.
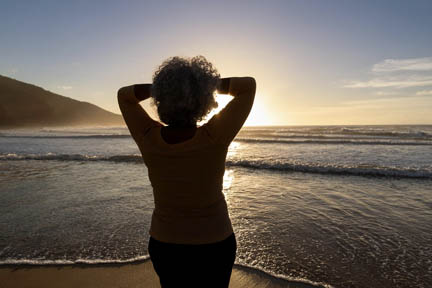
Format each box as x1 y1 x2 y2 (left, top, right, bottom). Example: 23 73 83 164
223 141 240 200
227 141 241 158
222 169 234 198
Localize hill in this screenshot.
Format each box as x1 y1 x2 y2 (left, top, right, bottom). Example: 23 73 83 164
0 75 124 128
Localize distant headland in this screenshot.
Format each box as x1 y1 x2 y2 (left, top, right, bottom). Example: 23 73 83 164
0 75 124 128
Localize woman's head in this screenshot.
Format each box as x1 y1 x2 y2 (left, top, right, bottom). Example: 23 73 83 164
151 56 220 127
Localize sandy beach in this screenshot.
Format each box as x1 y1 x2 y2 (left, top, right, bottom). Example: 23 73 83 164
0 261 321 288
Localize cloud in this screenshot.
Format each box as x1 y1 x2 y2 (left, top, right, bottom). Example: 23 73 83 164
338 95 432 110
58 86 73 90
372 57 432 72
416 90 432 96
344 76 432 88
344 56 432 90
374 91 399 96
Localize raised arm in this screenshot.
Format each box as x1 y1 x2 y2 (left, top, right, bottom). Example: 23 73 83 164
206 77 256 144
216 77 256 98
117 84 158 142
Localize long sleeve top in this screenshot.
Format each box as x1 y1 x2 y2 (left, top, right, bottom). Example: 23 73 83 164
130 87 254 244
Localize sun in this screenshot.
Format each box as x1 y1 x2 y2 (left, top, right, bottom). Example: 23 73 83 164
244 96 272 126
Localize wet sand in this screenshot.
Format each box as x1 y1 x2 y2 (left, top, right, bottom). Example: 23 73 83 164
0 260 321 288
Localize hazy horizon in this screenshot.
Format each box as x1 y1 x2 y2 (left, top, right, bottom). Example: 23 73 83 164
1 0 432 126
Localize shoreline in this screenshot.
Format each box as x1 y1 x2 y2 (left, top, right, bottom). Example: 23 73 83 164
0 260 329 288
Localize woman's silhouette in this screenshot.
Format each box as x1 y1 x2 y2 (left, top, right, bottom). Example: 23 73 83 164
118 56 256 287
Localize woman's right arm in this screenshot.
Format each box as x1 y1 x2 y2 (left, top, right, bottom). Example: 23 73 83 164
206 77 256 144
217 77 256 98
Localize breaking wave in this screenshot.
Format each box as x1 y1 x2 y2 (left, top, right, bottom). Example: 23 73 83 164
2 153 431 179
234 138 432 146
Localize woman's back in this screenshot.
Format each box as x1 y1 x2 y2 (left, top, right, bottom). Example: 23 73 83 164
136 75 255 243
119 76 255 243
118 56 255 286
138 123 233 244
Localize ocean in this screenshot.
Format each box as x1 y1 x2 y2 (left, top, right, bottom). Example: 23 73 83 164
1 125 431 288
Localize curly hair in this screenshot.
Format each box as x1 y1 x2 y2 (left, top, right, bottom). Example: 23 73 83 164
151 56 220 127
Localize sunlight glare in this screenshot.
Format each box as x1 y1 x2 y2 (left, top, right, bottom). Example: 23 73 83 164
246 94 273 126
199 94 233 124
200 93 273 126
222 169 234 197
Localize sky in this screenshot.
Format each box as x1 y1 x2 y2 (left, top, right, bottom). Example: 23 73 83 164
1 0 432 125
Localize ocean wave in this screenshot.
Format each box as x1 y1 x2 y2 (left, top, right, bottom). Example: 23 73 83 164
338 127 432 138
239 127 432 140
234 138 432 146
0 134 131 139
235 263 333 288
2 153 431 179
0 256 150 266
38 127 126 133
0 153 143 163
244 125 432 138
2 133 432 145
225 160 432 178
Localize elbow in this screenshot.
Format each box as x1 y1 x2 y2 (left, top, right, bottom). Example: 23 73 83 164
117 86 132 104
117 87 130 108
117 87 126 100
241 77 256 93
245 77 256 86
231 77 256 96
249 77 256 93
244 77 256 96
117 85 138 105
247 77 256 89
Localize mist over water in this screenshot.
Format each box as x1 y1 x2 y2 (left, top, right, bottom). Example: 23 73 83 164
1 125 431 288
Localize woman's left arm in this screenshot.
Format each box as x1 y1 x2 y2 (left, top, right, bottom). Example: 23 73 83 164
117 84 157 142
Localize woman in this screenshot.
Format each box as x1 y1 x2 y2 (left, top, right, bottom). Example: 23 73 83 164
117 56 256 287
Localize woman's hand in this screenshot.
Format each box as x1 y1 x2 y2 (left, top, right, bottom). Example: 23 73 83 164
216 78 231 95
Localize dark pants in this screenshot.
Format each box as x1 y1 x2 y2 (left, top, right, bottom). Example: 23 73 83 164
148 233 237 288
